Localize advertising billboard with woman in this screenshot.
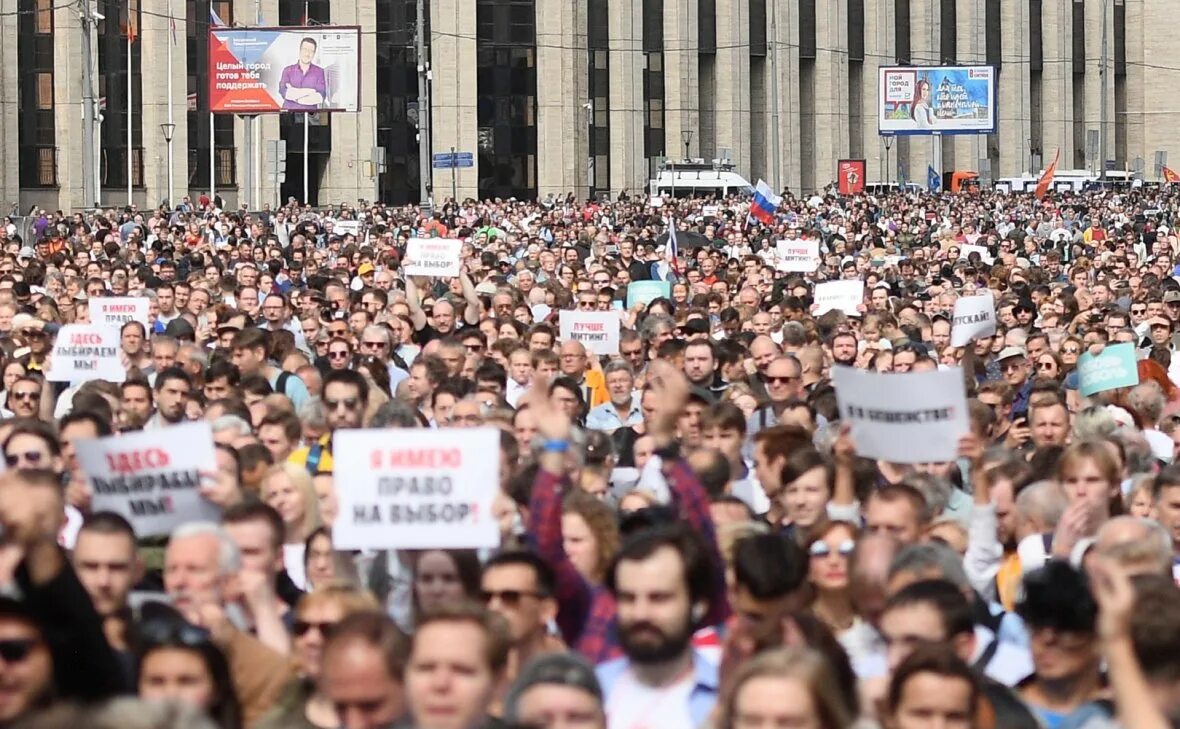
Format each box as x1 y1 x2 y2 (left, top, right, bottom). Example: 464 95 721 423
878 66 995 135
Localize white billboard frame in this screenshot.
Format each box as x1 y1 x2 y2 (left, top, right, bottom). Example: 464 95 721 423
878 65 996 136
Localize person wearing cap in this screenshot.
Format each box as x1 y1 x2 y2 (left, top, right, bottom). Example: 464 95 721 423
503 653 606 729
997 346 1033 420
1147 315 1174 350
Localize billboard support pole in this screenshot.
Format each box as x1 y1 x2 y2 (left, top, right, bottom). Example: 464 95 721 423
303 112 310 204
242 115 255 208
1099 0 1108 181
127 28 133 205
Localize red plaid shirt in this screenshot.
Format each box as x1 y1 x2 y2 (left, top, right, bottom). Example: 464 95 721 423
527 456 730 664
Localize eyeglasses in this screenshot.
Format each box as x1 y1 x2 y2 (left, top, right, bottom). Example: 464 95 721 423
480 589 543 607
1002 361 1026 372
328 351 351 360
325 397 360 411
1061 346 1081 355
10 390 38 401
765 374 800 385
138 617 214 649
1131 308 1147 314
809 539 856 558
1037 361 1057 370
292 620 338 638
5 451 44 467
0 637 37 663
361 340 387 350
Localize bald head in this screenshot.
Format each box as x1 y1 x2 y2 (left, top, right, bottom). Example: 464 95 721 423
1094 516 1172 577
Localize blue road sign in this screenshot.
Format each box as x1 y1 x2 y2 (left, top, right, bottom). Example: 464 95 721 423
433 152 474 169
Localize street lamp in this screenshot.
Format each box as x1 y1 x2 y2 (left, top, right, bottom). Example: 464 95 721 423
681 130 693 161
883 136 894 186
160 122 176 209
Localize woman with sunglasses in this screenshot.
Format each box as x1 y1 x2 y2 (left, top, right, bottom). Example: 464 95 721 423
255 585 379 729
1059 336 1084 372
1035 351 1063 381
325 338 353 372
806 521 861 644
2 420 62 472
136 618 242 729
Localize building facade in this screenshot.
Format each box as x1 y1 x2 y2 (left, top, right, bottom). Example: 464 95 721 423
6 0 1177 209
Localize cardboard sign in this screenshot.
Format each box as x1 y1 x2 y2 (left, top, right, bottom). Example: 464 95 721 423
559 311 620 355
333 220 362 237
332 428 501 551
814 280 865 317
776 239 820 272
46 325 125 383
832 365 969 464
404 238 463 277
950 292 997 347
75 422 221 536
1078 342 1140 397
91 297 150 328
959 244 995 265
626 280 672 309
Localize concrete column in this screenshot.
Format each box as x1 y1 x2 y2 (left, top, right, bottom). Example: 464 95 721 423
905 0 939 184
662 0 698 158
0 0 18 205
1122 0 1144 171
714 0 751 174
141 0 190 208
536 0 588 198
608 0 646 194
811 0 848 189
1083 0 1115 171
430 0 479 199
233 0 280 209
321 0 378 204
861 0 895 184
1137 0 1180 177
766 0 801 192
1039 0 1073 169
998 0 1031 176
53 1 85 209
953 0 985 173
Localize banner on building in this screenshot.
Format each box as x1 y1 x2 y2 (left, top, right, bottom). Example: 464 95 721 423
878 66 996 135
332 428 501 551
837 159 866 195
209 26 361 113
832 365 969 463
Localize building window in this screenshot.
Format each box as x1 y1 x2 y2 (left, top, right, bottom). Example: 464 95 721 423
186 0 235 191
477 0 538 199
35 0 52 33
36 148 56 186
96 0 144 191
35 73 52 110
18 0 55 188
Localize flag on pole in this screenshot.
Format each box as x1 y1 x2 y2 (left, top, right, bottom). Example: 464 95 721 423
748 179 781 226
1164 166 1180 184
209 7 226 26
121 0 138 41
927 165 941 192
1035 148 1061 199
664 217 679 273
170 15 177 44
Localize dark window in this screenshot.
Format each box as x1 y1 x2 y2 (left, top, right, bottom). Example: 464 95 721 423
799 0 816 59
698 0 715 53
895 0 910 64
97 0 145 189
589 0 609 197
1030 0 1042 72
477 1 537 199
643 0 662 52
1072 0 1085 75
939 0 955 63
186 0 236 191
19 0 56 187
644 52 665 164
986 0 1001 68
278 0 331 204
848 0 863 62
375 0 419 203
749 0 766 56
1114 0 1125 77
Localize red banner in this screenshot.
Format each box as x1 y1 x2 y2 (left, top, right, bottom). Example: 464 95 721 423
838 159 866 196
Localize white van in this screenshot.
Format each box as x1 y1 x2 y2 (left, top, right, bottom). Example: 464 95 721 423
649 160 754 198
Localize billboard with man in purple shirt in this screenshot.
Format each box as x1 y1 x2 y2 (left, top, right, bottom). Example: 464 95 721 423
210 26 360 113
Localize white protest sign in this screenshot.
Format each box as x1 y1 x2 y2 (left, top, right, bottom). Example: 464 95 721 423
91 297 150 328
832 365 969 464
76 422 220 536
47 325 125 383
559 310 620 355
332 428 501 551
814 280 865 316
333 220 362 237
702 205 720 218
950 292 997 347
776 239 820 272
960 244 995 265
404 238 463 277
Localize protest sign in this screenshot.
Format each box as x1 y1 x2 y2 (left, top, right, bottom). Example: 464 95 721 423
46 325 125 383
814 280 865 316
75 422 221 536
776 239 820 272
403 238 463 278
333 220 362 237
832 365 969 463
1077 343 1140 397
332 428 501 551
959 243 995 264
626 280 671 309
950 292 996 347
559 311 620 355
91 297 150 328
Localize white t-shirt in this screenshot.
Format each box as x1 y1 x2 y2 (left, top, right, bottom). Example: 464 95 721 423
605 667 695 729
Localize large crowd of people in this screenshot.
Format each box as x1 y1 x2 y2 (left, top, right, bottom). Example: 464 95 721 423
0 183 1178 729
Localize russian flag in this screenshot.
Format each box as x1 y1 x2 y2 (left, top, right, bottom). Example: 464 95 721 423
748 179 781 225
210 7 226 27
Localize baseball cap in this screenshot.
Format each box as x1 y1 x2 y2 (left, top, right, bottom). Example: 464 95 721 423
1147 316 1172 329
1164 291 1180 304
997 346 1027 361
357 262 375 276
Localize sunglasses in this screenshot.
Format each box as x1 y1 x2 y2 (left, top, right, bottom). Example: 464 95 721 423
1037 361 1057 370
0 638 38 663
10 391 38 401
5 451 43 467
362 340 387 349
809 539 856 558
765 374 799 385
480 589 543 607
325 397 360 411
292 620 338 638
328 351 351 360
1061 347 1081 355
138 617 213 649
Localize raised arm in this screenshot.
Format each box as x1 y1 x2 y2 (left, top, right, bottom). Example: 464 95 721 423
403 270 429 330
457 270 482 326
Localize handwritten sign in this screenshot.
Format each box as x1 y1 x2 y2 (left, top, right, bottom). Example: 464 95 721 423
91 297 150 328
332 428 501 550
776 239 820 272
75 422 220 536
1078 343 1140 397
560 311 620 355
47 325 125 383
625 280 671 309
959 244 995 265
950 292 996 347
404 238 463 278
832 366 969 463
814 280 865 317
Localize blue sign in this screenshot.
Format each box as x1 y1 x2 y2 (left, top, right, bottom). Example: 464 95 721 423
1077 342 1140 397
432 152 475 169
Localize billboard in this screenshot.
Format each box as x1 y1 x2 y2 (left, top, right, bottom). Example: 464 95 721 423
837 159 865 195
878 66 996 135
210 26 361 113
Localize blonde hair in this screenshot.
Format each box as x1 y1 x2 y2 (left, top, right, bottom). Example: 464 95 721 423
263 461 323 542
297 580 381 617
717 647 854 729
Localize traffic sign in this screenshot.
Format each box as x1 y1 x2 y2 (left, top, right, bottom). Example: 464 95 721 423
432 151 475 169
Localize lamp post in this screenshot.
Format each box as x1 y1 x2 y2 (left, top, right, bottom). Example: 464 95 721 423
160 122 176 208
883 136 894 186
681 129 693 161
